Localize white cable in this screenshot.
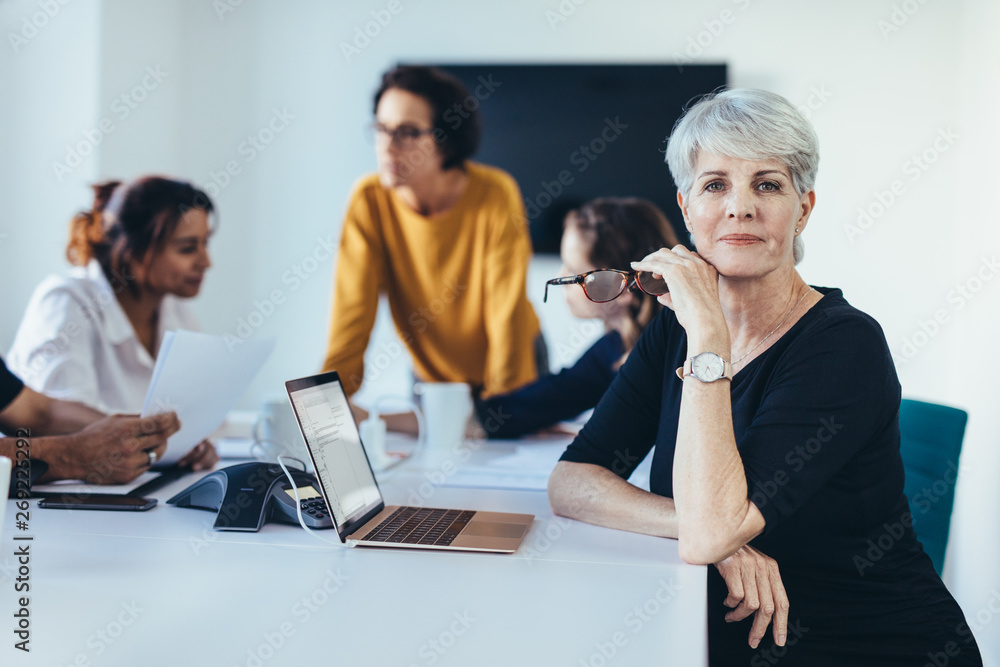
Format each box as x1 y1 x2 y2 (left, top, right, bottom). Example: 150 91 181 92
276 455 343 547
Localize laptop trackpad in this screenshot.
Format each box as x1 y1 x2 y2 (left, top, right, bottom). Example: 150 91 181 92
463 522 527 539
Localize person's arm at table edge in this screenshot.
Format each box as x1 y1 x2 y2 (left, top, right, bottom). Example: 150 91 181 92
0 384 103 437
548 461 678 539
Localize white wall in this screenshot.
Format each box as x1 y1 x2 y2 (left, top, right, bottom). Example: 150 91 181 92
0 0 103 344
3 0 998 662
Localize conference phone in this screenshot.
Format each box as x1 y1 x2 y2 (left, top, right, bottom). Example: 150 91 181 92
167 461 334 532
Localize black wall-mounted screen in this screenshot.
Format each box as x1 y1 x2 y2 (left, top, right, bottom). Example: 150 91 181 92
430 63 728 254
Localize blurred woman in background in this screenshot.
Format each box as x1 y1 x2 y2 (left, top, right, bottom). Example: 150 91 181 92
474 197 678 439
7 176 217 470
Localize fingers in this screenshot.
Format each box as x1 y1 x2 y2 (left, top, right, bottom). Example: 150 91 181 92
140 411 181 437
720 563 744 609
746 564 775 649
769 561 790 647
726 563 760 623
177 441 218 471
630 246 689 274
194 444 219 471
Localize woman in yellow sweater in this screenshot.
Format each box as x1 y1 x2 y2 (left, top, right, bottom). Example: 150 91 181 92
322 65 542 423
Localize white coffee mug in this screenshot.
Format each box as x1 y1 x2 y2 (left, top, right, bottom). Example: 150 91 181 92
252 397 312 472
413 382 473 463
0 456 11 542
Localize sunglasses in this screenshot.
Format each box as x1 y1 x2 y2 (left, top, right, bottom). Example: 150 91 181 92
544 268 668 303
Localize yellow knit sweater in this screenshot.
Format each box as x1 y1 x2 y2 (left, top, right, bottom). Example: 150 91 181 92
322 163 541 397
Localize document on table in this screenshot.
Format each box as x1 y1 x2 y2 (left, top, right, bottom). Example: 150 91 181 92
440 442 653 491
440 444 566 491
141 330 275 465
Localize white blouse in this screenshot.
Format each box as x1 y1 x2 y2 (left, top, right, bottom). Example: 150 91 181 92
7 260 199 414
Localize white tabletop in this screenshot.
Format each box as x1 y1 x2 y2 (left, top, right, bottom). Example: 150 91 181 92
1 437 706 666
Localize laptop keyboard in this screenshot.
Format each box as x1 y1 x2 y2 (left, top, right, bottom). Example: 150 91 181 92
361 507 476 546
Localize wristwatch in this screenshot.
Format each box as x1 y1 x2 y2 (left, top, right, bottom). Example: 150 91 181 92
675 352 733 383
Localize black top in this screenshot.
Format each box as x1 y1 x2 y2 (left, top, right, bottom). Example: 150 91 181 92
0 356 24 417
475 330 622 439
561 287 981 666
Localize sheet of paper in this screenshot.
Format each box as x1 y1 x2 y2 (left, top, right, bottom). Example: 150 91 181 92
440 443 653 492
486 443 568 470
141 330 275 464
441 467 551 491
439 444 566 491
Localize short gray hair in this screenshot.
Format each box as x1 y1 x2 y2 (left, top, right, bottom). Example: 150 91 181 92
666 88 817 265
665 88 819 199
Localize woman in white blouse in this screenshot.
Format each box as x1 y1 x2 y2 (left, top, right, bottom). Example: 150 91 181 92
8 177 218 470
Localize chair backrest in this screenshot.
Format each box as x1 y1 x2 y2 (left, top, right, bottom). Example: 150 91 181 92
899 398 968 575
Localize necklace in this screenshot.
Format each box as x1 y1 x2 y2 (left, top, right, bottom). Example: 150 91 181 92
732 287 815 367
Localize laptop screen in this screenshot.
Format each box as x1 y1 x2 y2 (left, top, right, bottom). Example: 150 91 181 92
286 373 382 529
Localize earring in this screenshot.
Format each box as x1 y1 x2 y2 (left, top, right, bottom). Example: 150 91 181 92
794 227 800 234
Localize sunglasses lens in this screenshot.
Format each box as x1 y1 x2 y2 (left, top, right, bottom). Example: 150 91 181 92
583 271 627 302
636 271 668 295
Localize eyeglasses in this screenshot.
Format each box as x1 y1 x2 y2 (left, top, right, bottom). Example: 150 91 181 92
370 122 436 147
544 268 668 303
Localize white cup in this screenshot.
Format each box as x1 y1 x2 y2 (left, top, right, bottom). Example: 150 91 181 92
0 456 11 541
414 382 473 464
252 398 312 472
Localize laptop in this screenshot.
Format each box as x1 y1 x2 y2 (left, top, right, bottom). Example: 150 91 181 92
284 371 534 553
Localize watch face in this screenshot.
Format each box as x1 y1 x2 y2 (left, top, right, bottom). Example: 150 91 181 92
692 353 724 381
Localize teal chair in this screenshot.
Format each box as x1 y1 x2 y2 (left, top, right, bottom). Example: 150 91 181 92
899 398 969 575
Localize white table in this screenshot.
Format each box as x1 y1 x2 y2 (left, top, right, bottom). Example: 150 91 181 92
0 439 706 666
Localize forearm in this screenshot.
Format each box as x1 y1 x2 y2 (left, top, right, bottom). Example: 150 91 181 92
549 461 678 539
39 396 104 434
0 433 79 483
0 386 102 437
673 333 760 563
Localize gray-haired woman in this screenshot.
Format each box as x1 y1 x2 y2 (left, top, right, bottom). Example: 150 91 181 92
548 88 981 665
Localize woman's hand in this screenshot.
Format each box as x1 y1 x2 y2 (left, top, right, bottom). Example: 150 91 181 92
37 412 180 484
177 439 219 471
714 545 790 649
631 246 727 343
